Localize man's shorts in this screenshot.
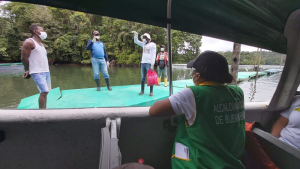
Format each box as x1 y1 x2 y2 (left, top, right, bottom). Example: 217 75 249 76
31 72 52 93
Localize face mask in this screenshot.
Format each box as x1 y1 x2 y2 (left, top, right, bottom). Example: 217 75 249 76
143 39 147 44
161 48 165 51
95 36 100 40
191 72 199 86
192 75 196 86
37 31 47 40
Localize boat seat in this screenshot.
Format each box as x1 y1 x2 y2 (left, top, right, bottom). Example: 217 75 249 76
99 119 122 169
252 128 300 169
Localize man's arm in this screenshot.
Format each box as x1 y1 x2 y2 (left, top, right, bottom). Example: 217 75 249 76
21 39 34 78
133 33 143 47
86 40 93 50
156 53 159 64
166 52 169 65
149 98 176 117
150 44 157 69
271 115 289 138
103 42 108 62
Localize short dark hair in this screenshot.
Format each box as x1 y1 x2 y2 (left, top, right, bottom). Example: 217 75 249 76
187 51 233 83
29 24 40 34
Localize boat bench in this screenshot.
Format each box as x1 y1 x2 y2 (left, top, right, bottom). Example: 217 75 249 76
252 128 300 169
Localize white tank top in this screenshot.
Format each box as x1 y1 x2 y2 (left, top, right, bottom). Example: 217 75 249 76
28 38 49 74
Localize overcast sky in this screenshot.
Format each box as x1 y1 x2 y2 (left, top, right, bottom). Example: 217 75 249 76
0 1 8 5
200 36 261 52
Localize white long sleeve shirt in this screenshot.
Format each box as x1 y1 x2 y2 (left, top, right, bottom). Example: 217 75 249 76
134 34 156 64
279 96 300 149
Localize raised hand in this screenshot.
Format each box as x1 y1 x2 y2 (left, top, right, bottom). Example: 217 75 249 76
131 31 138 35
92 37 97 42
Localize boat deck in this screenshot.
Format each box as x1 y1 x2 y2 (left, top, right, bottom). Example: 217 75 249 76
17 70 282 109
0 63 23 67
237 71 267 81
17 80 193 109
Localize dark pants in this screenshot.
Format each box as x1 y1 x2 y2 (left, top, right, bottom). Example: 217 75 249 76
141 63 151 82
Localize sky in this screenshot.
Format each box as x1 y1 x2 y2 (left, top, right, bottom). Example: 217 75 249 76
200 36 261 52
0 1 8 5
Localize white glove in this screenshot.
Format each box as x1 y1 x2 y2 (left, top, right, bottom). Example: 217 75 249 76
106 61 109 68
131 31 138 35
92 37 97 42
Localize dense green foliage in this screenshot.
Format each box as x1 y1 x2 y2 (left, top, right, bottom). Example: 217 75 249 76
0 2 202 65
0 3 286 65
218 51 286 65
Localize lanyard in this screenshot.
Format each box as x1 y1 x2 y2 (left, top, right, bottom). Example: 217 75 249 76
199 81 225 86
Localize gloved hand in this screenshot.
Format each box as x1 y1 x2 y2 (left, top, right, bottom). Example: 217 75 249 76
150 64 154 72
92 37 97 42
131 31 138 35
106 61 109 68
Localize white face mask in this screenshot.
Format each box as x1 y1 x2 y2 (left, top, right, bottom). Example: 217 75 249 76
161 48 165 51
143 39 147 44
95 36 100 40
37 31 47 40
191 74 196 86
191 69 199 86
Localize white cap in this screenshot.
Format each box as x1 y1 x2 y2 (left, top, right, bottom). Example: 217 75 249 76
140 33 151 41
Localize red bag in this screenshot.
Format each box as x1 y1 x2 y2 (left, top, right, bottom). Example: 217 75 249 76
147 70 158 86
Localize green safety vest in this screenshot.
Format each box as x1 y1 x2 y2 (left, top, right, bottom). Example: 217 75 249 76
171 82 245 169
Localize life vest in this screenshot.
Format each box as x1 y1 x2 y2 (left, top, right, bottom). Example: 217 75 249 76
171 82 245 169
156 52 168 66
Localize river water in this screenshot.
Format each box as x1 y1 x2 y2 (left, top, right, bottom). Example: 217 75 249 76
0 64 290 109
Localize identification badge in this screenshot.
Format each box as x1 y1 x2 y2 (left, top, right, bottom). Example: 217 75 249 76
175 142 190 161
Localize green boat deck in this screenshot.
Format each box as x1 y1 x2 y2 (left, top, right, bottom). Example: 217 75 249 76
17 80 194 109
0 63 23 67
17 71 276 109
237 71 267 81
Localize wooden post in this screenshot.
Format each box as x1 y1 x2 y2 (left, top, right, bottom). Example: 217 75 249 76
280 55 284 67
253 48 259 71
255 48 262 79
231 43 241 83
252 48 261 101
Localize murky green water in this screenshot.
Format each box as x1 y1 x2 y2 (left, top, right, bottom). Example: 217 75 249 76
0 64 291 109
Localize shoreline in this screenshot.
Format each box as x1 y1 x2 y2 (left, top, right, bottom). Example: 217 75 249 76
0 62 284 67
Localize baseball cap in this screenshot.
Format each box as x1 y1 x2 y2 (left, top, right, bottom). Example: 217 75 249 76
93 31 100 35
141 33 151 41
187 51 233 83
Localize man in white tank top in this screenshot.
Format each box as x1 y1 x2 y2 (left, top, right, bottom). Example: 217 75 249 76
21 24 51 109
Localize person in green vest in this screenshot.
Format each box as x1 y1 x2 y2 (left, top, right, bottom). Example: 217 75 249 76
156 45 168 87
149 51 245 169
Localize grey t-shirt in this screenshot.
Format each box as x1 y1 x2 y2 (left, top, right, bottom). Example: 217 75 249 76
279 96 300 149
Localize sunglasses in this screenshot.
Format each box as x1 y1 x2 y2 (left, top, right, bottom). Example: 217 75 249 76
94 34 100 36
